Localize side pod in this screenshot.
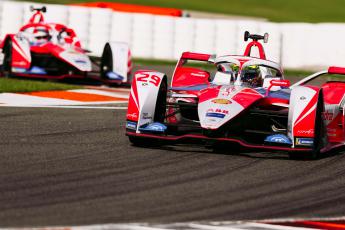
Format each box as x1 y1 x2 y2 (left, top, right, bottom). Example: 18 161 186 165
126 70 167 133
288 85 327 151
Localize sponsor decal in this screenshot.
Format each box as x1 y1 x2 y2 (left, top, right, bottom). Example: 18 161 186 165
206 112 225 118
127 112 138 120
207 108 229 115
264 134 292 145
75 60 87 64
28 66 47 75
322 111 334 121
221 87 236 96
126 121 137 130
142 113 153 120
211 99 231 104
296 129 314 135
191 73 206 77
216 109 229 114
12 67 27 73
13 61 27 66
139 122 167 133
295 138 314 146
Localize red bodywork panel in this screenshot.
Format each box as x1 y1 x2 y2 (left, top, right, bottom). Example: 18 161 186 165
171 52 212 88
180 52 211 61
328 66 345 75
172 67 210 87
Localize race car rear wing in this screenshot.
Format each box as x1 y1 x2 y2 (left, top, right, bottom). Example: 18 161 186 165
328 66 345 75
171 52 214 87
180 52 213 62
291 66 345 88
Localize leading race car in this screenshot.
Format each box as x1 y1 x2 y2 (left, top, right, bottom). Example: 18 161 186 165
126 31 345 159
0 6 132 84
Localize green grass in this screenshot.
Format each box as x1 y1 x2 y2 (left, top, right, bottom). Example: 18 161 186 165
19 0 345 22
134 58 176 66
0 78 82 93
284 69 313 77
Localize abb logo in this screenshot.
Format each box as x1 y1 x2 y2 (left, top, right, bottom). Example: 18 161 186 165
207 108 229 114
136 73 161 87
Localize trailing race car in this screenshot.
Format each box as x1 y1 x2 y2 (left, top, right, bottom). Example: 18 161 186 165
0 6 132 84
126 31 345 159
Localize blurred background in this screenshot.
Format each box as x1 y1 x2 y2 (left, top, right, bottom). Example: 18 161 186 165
6 0 345 71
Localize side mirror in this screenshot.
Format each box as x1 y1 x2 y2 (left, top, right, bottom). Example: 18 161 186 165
266 79 290 96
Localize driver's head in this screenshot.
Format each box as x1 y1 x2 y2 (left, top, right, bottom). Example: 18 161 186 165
33 28 50 44
242 65 263 87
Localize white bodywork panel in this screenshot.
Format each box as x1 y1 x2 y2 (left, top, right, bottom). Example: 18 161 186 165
59 49 92 72
288 86 317 146
107 42 129 82
13 35 32 63
134 71 166 132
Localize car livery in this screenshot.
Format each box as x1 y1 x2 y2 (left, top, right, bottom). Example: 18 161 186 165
126 31 345 159
0 6 132 84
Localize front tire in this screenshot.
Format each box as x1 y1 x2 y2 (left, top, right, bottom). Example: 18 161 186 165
2 40 13 77
128 77 167 146
100 43 112 80
289 90 326 160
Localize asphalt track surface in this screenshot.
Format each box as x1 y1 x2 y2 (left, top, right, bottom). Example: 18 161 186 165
1 105 345 228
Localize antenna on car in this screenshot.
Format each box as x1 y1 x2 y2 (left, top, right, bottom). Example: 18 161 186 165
30 6 47 13
29 6 46 23
244 31 269 43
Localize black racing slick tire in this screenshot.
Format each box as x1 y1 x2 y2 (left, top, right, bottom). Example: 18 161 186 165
154 77 167 123
2 39 13 77
311 89 326 159
100 43 113 80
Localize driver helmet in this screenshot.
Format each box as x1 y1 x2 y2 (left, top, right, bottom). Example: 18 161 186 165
241 65 263 87
32 28 50 45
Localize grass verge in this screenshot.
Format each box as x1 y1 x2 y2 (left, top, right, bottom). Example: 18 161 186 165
0 78 82 93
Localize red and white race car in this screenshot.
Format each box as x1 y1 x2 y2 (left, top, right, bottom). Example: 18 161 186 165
126 31 345 159
0 6 132 84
